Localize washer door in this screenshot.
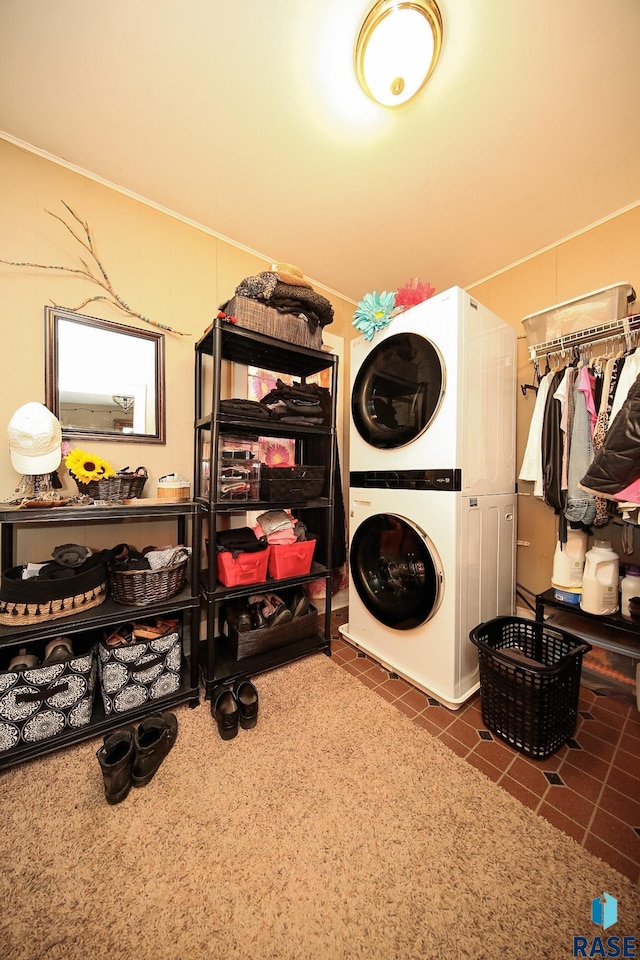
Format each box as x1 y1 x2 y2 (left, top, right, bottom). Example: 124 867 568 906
352 332 445 449
350 513 443 630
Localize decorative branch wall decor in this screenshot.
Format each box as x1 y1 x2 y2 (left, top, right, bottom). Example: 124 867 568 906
0 201 188 336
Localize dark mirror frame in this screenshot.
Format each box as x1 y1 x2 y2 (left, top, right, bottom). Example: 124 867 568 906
45 306 166 444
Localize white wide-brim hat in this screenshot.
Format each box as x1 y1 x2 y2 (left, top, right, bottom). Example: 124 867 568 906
7 402 62 475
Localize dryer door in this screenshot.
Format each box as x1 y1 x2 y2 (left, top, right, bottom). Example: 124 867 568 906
350 513 444 630
351 332 445 449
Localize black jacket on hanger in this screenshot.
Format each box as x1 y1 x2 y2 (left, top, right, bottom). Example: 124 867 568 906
541 368 566 515
580 371 640 499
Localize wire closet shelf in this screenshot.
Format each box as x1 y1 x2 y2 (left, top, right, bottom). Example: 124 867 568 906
527 311 640 364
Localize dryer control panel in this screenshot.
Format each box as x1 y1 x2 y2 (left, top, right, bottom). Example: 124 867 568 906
350 469 461 491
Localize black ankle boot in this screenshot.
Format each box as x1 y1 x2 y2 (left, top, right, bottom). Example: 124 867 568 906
131 712 178 787
96 730 134 804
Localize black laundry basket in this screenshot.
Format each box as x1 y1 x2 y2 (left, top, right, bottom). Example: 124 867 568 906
470 616 592 760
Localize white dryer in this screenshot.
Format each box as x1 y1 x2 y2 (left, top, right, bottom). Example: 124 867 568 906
349 286 516 496
340 483 516 709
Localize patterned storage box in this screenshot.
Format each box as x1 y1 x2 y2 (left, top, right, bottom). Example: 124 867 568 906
260 465 326 501
98 630 182 716
224 296 323 350
0 641 97 754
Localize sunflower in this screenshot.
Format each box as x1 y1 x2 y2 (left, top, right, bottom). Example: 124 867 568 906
65 449 115 483
352 290 398 341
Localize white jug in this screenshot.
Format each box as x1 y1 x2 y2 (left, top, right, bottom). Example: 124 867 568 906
620 565 640 621
552 529 588 588
580 540 619 616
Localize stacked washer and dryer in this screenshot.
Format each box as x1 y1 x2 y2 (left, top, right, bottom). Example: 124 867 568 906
340 285 517 709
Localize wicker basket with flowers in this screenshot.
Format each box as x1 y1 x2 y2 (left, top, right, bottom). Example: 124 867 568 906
65 449 147 500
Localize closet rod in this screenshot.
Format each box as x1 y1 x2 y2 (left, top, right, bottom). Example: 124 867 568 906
528 311 640 361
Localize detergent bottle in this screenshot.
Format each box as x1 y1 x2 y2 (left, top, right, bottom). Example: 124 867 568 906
552 529 588 589
620 565 640 621
580 540 620 616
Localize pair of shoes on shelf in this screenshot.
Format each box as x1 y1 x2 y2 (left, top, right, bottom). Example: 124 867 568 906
104 623 136 648
96 711 178 804
8 637 74 672
131 618 180 641
222 603 252 634
211 679 259 740
289 589 310 620
248 594 292 629
104 618 180 647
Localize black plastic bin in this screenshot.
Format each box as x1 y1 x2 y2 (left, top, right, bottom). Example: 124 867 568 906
470 616 592 760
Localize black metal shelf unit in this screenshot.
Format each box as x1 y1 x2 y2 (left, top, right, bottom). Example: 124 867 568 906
194 317 338 693
535 588 640 708
535 588 640 658
0 501 201 769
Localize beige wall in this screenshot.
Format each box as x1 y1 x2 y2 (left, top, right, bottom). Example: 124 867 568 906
468 203 640 599
3 135 639 596
0 137 355 559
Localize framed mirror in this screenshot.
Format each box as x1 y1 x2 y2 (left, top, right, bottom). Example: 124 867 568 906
45 307 166 443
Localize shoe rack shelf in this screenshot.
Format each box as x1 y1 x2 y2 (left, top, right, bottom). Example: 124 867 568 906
194 318 338 694
535 588 640 709
0 500 201 770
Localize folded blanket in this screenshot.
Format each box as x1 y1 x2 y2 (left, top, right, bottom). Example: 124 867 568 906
256 510 294 536
220 277 333 331
219 398 270 420
269 282 334 329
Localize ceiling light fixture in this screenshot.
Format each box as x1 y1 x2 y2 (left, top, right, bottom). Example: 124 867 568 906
355 0 443 107
112 395 135 412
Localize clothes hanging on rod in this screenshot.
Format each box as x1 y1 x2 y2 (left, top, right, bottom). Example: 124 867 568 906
541 368 565 514
565 368 596 527
518 371 553 497
520 316 640 523
580 371 640 505
607 348 640 425
555 366 577 493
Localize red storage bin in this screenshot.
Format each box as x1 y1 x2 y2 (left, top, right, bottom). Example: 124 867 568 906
217 548 270 587
268 539 316 580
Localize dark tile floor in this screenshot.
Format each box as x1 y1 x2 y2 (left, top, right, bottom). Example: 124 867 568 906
329 608 640 885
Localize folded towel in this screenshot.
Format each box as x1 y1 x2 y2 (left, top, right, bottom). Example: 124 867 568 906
256 510 294 536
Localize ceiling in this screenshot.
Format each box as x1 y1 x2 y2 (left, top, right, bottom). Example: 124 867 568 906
1 0 639 305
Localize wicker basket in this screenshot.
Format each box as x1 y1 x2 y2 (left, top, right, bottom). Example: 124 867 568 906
73 468 147 501
224 296 323 349
108 560 188 607
0 560 108 625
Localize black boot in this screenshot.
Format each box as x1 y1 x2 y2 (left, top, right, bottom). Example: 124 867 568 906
96 730 134 804
131 712 178 787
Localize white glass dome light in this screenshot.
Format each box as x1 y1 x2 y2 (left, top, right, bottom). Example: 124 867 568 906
356 0 443 107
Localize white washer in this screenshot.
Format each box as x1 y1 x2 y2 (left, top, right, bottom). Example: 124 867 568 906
349 286 516 496
340 485 516 709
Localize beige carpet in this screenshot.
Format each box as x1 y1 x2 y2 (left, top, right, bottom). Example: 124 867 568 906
1 652 638 960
